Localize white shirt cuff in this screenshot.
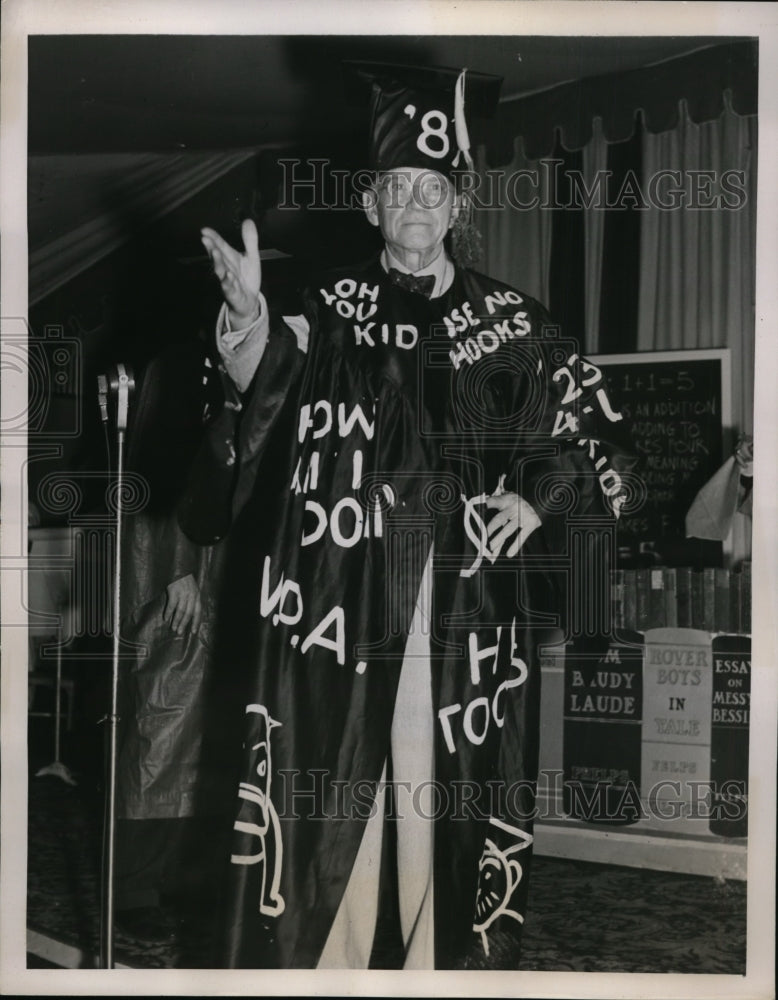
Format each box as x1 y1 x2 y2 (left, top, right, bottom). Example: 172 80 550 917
216 295 270 393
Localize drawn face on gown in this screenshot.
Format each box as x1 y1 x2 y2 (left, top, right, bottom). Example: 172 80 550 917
363 167 460 263
474 851 510 929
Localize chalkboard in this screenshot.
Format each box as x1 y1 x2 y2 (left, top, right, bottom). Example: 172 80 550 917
591 349 731 568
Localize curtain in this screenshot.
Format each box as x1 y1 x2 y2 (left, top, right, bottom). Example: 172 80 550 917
581 118 608 355
548 143 585 344
488 41 757 165
475 139 553 307
476 120 632 354
596 122 643 356
637 100 756 432
636 99 756 565
479 98 756 565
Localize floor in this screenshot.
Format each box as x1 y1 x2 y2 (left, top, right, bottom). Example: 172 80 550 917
25 745 747 973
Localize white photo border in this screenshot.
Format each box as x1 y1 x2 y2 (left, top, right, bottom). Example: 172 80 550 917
2 2 776 997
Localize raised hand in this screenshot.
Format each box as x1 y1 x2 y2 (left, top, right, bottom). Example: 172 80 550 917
201 218 262 328
484 492 541 558
734 434 754 477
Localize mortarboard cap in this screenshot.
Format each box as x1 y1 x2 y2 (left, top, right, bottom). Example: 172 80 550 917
344 61 503 176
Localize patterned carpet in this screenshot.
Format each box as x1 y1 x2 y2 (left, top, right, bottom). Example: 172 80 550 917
26 770 746 972
520 857 743 973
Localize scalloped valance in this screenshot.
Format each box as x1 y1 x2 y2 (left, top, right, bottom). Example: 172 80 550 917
485 40 757 163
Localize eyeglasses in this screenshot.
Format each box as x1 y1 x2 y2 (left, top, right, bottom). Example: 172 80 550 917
377 171 450 209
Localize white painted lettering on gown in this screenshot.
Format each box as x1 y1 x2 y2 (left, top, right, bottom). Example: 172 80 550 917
260 556 303 626
301 605 346 664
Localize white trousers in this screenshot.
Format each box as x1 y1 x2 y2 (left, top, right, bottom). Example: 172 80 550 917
318 554 435 969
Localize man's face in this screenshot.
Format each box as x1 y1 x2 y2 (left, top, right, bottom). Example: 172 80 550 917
363 167 459 257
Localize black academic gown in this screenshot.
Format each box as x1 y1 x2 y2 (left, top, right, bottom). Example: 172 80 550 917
179 256 634 968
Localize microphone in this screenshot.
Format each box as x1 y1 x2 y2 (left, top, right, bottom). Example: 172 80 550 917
96 363 136 431
97 374 109 425
94 360 136 969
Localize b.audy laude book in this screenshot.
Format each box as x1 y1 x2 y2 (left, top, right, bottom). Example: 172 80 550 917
563 632 644 825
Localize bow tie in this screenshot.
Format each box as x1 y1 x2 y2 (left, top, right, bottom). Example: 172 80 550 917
387 267 436 298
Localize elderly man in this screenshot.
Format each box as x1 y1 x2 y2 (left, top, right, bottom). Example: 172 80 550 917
180 63 630 969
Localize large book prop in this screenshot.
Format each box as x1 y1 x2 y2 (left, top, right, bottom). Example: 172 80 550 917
709 634 750 839
548 627 750 840
640 628 713 835
562 633 644 825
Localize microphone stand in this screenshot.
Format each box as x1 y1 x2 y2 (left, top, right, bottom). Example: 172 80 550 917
33 622 76 785
98 363 134 969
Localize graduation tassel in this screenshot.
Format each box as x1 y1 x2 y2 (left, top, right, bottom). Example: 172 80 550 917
450 196 482 268
452 68 474 171
449 68 483 266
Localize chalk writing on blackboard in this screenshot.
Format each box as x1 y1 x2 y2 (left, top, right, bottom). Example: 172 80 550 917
592 350 731 568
